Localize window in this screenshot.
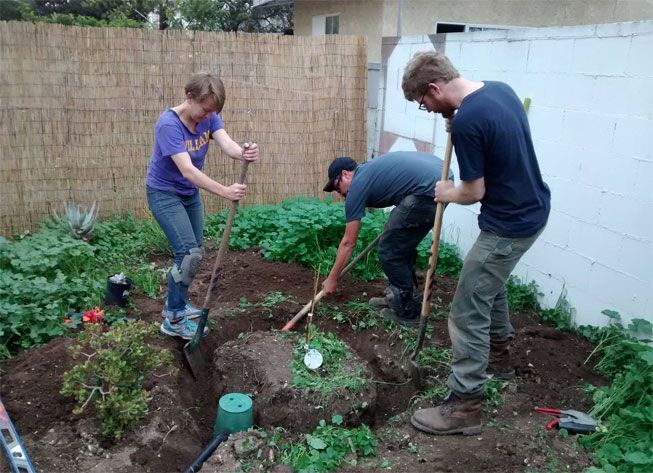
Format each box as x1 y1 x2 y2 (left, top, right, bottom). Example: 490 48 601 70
435 22 517 34
436 23 465 34
312 13 340 35
325 15 339 34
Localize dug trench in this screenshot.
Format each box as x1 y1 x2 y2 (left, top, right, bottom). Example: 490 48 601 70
0 248 606 473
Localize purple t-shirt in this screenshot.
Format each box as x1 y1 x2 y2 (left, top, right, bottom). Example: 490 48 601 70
146 109 224 195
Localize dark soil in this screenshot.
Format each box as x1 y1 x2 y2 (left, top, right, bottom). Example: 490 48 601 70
0 249 605 473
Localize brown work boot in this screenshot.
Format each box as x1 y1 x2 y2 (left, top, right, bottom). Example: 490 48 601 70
486 339 515 380
411 393 482 435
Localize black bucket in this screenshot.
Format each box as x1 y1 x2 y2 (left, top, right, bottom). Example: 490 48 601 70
105 276 133 307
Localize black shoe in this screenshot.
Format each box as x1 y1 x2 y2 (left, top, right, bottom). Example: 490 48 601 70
380 307 420 328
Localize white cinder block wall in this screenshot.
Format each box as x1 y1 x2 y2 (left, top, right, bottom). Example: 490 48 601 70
379 22 653 327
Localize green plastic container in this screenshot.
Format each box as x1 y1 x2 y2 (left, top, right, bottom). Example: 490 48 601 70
213 393 253 436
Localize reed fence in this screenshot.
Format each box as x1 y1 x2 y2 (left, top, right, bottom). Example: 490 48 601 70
0 22 367 235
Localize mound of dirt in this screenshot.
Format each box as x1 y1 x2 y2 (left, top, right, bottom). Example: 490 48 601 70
212 331 376 433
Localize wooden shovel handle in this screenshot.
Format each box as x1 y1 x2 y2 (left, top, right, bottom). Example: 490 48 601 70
412 133 453 358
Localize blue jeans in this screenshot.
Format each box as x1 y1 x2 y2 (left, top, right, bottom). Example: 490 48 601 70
146 186 204 314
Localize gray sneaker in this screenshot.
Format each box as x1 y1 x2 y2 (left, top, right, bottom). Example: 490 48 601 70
160 316 208 340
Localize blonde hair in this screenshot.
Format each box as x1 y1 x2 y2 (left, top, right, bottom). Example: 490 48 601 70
184 72 226 113
402 51 460 101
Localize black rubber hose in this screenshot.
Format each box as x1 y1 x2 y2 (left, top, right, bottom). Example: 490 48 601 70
182 431 230 473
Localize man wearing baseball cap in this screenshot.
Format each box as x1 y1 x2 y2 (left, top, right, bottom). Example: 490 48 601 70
322 151 453 327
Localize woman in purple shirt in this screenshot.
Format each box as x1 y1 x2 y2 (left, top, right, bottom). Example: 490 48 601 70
146 72 259 340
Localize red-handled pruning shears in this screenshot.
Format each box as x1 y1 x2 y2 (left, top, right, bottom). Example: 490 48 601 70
535 407 597 434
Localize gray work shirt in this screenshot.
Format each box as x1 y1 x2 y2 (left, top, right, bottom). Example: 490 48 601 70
344 151 453 222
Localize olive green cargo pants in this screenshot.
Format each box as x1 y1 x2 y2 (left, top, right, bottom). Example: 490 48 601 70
447 228 544 398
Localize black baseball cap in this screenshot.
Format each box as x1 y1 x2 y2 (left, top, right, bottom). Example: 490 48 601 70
323 157 358 192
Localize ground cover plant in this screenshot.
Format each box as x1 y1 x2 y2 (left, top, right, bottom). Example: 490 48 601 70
0 215 168 357
579 312 653 473
277 415 378 472
291 329 366 397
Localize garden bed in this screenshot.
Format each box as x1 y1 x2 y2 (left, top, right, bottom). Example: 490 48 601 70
1 248 605 472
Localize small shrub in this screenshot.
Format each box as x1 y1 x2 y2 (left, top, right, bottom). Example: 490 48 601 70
61 322 176 440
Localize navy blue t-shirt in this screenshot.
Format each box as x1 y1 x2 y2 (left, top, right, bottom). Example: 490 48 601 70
345 151 453 222
452 81 550 237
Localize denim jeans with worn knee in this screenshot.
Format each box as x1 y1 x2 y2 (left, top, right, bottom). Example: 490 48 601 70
377 194 435 305
447 227 544 399
147 186 204 315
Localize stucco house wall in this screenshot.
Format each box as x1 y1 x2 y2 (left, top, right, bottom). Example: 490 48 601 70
295 0 653 63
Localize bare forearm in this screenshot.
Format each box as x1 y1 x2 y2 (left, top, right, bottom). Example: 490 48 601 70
328 239 356 281
180 166 227 197
221 139 243 160
436 177 485 205
440 185 480 205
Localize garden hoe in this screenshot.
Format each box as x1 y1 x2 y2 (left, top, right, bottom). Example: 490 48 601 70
409 133 453 390
184 159 250 380
303 267 323 370
281 232 382 331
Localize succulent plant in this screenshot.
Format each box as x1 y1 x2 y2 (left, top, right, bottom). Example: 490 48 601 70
53 201 99 241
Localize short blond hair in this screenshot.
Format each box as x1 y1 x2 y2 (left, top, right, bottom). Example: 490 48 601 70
185 72 226 113
402 51 459 101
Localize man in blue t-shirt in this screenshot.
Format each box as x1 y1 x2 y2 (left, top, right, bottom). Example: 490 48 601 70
402 51 550 436
322 151 452 327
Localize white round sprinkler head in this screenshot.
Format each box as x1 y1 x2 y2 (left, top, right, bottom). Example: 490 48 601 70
304 348 323 370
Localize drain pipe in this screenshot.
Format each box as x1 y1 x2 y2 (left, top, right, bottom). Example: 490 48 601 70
183 430 230 473
397 0 404 36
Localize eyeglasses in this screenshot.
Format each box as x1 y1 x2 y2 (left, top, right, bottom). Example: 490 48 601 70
418 93 427 111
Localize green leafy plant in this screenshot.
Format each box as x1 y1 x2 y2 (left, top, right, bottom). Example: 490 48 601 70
61 322 176 441
291 330 366 397
0 225 103 356
258 291 295 318
1 214 170 357
52 201 99 241
279 415 377 473
579 311 653 473
204 198 464 281
506 275 541 313
539 291 575 332
321 301 381 331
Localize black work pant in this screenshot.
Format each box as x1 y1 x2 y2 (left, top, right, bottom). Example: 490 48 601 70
377 194 435 296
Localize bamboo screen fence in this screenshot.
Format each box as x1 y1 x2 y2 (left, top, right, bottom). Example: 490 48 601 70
0 22 367 236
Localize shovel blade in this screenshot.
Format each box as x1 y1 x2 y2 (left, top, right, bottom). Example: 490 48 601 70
183 308 209 380
183 342 206 380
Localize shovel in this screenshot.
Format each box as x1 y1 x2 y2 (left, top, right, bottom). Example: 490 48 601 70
281 232 382 331
409 133 453 389
184 159 250 380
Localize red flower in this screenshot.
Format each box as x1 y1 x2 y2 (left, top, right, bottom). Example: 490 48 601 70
82 307 104 324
